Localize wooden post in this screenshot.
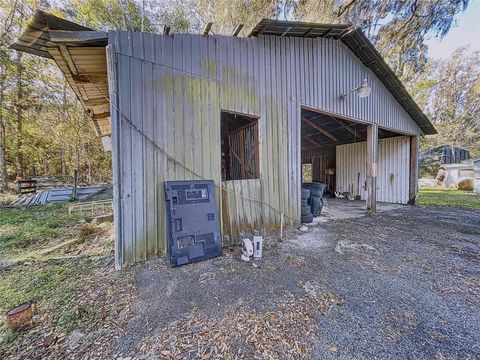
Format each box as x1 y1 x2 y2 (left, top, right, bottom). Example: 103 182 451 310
366 124 378 213
72 169 78 200
280 212 284 239
408 135 419 205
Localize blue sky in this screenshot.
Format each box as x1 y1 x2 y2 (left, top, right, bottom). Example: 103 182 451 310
425 0 480 59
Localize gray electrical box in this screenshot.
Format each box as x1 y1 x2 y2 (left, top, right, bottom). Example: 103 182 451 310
164 180 222 267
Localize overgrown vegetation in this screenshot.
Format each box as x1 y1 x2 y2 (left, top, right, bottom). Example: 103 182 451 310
418 188 480 208
0 204 131 359
0 204 80 250
0 1 478 191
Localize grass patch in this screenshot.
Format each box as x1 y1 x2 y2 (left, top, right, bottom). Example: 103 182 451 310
0 260 92 319
0 204 81 253
418 188 480 208
0 204 129 359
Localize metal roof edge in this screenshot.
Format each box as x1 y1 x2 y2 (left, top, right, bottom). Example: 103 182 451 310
341 29 436 135
248 19 437 136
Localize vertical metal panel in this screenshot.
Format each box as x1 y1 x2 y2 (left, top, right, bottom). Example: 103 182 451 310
377 136 410 204
106 41 122 268
110 31 422 265
336 142 367 199
336 137 410 204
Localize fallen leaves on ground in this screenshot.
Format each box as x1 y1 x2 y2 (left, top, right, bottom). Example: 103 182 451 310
132 281 337 359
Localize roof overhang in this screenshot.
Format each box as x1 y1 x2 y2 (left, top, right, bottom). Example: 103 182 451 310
13 14 436 145
250 19 437 135
11 10 111 146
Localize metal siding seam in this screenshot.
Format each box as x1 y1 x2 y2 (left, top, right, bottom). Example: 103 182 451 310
321 39 327 110
131 32 145 261
292 39 300 221
311 38 315 106
106 37 122 268
118 31 134 264
285 37 292 220
279 36 286 221
271 36 280 222
200 37 208 179
184 35 193 180
153 34 163 253
142 32 156 258
268 36 276 222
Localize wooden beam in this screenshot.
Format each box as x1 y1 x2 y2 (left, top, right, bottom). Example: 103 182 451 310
232 24 244 37
91 111 110 120
303 146 323 152
11 43 53 59
58 44 78 75
303 117 337 142
84 98 109 106
72 73 108 83
366 124 378 213
328 115 362 139
408 135 418 205
280 27 292 36
304 137 323 148
303 27 314 37
49 30 108 43
203 22 213 36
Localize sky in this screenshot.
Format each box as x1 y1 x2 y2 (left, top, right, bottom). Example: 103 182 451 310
425 0 480 59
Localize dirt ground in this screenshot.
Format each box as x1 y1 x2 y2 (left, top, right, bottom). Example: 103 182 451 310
111 205 480 359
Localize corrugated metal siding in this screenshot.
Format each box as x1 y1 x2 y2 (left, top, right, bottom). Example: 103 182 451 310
336 142 367 199
377 137 410 204
336 136 410 204
108 31 421 265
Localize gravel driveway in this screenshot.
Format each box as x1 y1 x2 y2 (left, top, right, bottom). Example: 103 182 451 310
115 206 480 359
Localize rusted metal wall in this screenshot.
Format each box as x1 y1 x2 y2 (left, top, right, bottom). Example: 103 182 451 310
107 31 421 266
336 136 411 204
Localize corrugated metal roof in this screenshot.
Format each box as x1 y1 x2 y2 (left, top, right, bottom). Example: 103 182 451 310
10 10 95 58
10 11 111 141
12 186 106 206
249 19 436 135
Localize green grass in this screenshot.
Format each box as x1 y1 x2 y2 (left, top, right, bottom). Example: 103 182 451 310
0 204 81 251
418 188 480 208
0 258 96 342
0 204 124 358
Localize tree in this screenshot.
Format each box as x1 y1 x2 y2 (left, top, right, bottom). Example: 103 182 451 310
0 0 114 189
0 0 21 189
412 47 480 155
286 0 469 82
185 0 280 35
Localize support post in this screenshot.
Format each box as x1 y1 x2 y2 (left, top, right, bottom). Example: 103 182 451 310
72 169 78 200
366 124 378 213
408 135 419 205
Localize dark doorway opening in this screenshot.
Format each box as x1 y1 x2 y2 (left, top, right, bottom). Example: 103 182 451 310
221 111 260 181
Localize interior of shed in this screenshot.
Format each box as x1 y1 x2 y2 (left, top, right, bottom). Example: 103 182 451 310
221 111 260 181
300 107 404 217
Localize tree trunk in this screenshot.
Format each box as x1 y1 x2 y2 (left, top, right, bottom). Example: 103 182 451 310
0 59 6 190
61 83 67 176
16 51 24 179
0 82 6 190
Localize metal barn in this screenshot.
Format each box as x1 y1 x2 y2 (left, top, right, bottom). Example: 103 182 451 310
14 12 436 268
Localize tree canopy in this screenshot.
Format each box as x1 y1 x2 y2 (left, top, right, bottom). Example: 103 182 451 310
0 0 477 191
